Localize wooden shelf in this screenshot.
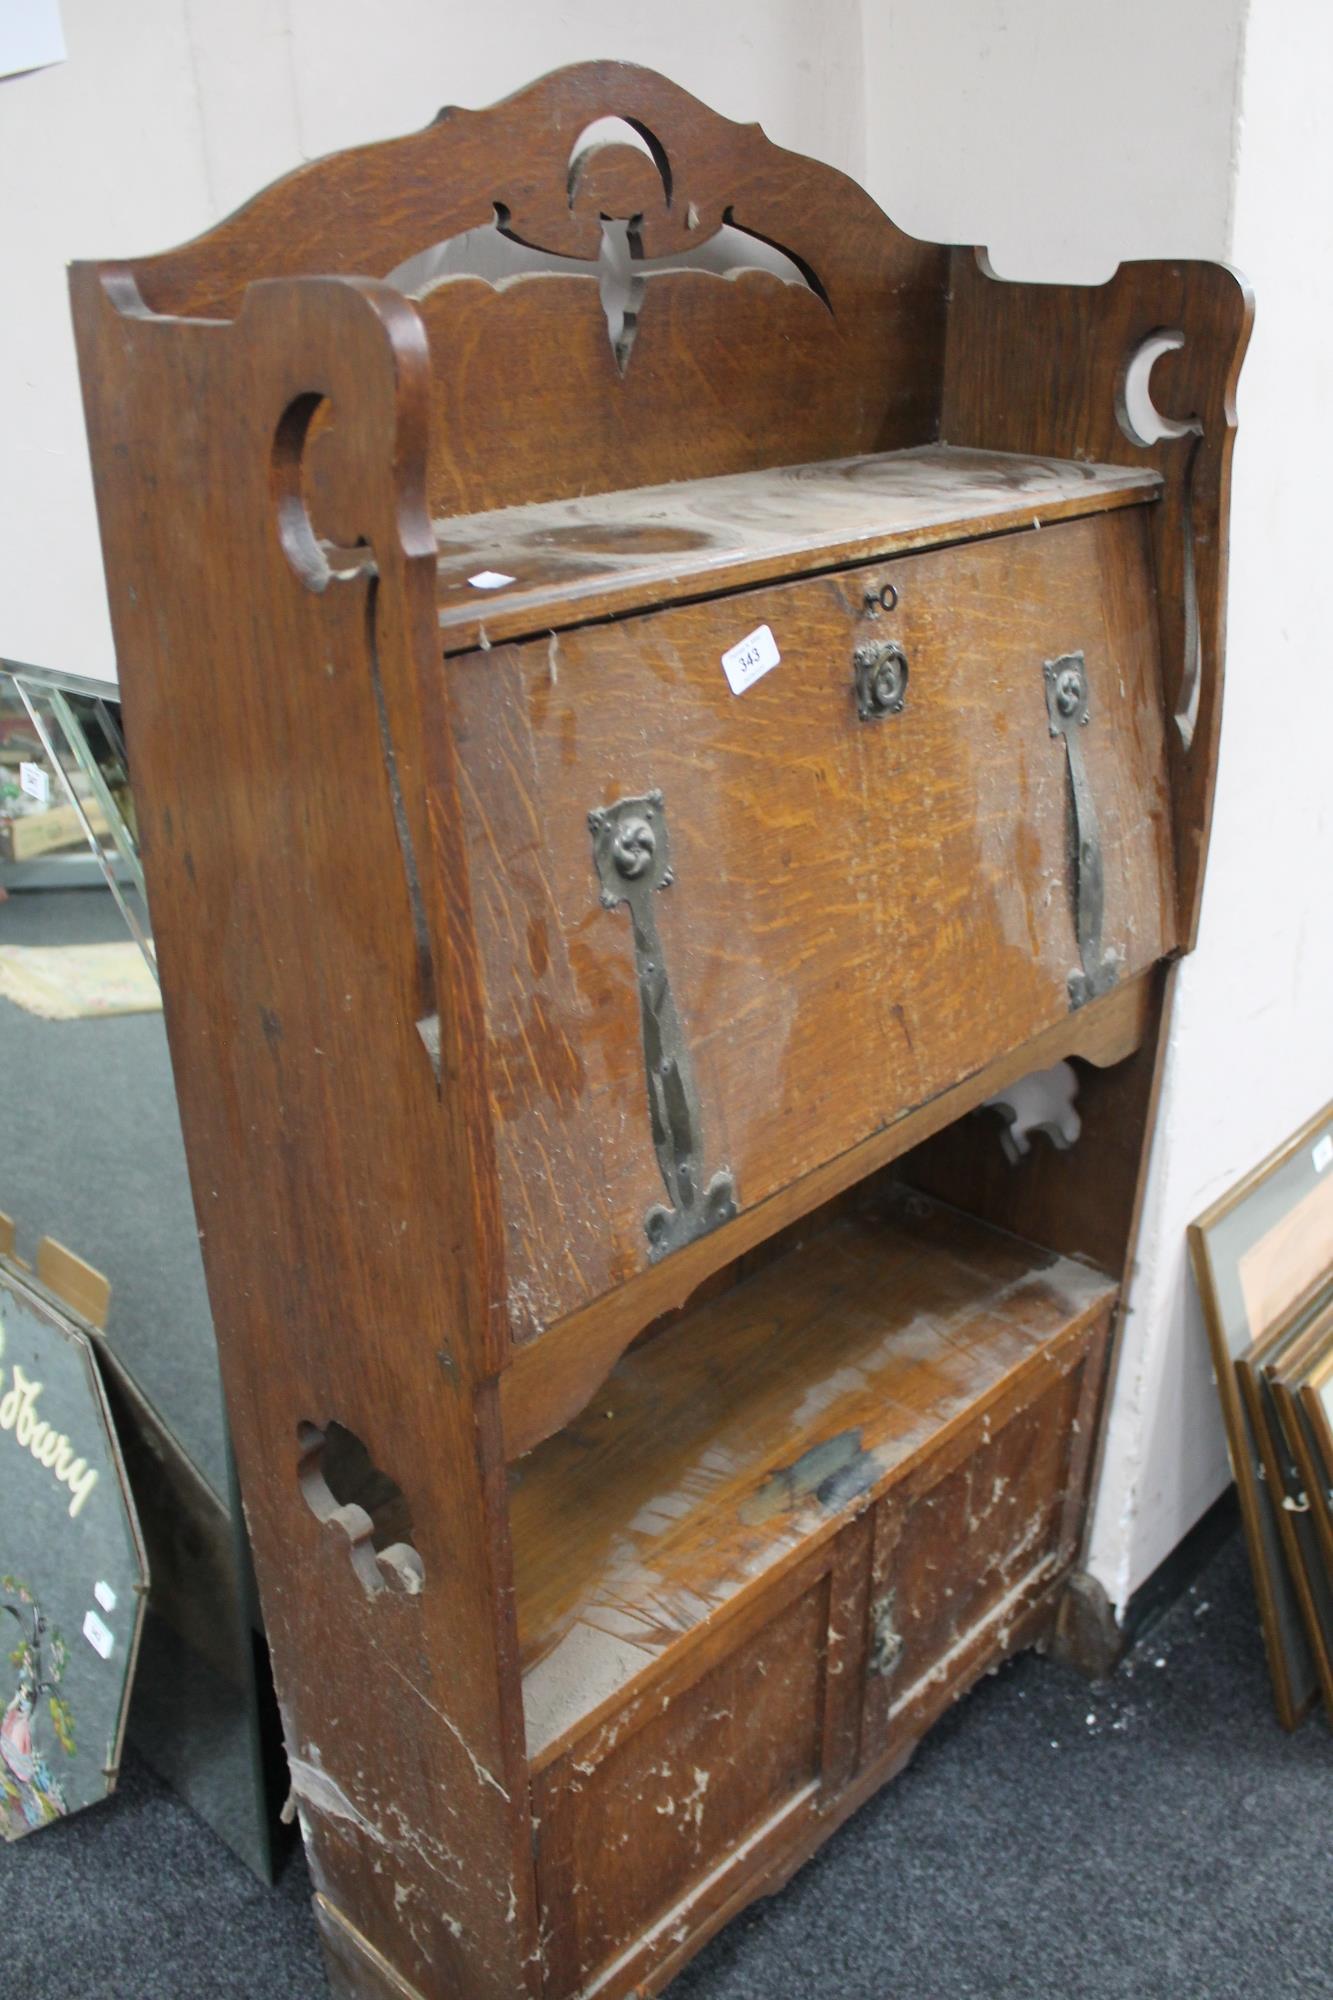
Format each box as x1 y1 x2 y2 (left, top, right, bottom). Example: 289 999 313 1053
429 444 1160 654
511 1189 1116 1766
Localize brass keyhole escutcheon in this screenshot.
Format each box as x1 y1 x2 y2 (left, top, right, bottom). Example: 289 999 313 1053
854 640 909 721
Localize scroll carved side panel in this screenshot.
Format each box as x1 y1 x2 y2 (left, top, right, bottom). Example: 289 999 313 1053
941 250 1252 944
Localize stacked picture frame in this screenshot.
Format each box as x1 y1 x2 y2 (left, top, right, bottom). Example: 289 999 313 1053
1190 1101 1333 1729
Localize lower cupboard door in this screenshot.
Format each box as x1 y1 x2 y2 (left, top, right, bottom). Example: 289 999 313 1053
533 1564 848 1998
860 1348 1094 1760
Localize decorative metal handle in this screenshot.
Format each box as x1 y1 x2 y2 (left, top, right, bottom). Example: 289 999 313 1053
869 1593 904 1678
854 641 909 720
589 790 737 1260
1043 653 1118 1009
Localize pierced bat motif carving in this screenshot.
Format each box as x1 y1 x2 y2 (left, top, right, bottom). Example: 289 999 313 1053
386 127 828 376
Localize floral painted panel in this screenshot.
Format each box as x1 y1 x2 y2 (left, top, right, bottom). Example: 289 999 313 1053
0 1263 147 1837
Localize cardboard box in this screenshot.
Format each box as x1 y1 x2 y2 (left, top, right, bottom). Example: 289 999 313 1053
0 797 109 861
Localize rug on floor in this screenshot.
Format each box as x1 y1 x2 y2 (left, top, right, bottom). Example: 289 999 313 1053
0 942 161 1019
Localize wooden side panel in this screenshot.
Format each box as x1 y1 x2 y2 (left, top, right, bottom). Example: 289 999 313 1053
451 509 1173 1340
942 251 1252 944
536 1579 828 1998
70 271 537 1996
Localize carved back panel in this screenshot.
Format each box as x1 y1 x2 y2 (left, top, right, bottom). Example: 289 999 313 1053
113 62 949 518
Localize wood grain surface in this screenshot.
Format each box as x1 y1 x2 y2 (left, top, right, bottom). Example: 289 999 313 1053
450 507 1174 1346
943 250 1252 945
501 970 1153 1459
859 1342 1093 1763
535 1588 828 1995
423 446 1157 655
67 55 1245 2000
511 1188 1115 1764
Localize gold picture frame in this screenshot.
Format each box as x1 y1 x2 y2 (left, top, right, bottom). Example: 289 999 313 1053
1237 1292 1333 1722
1299 1341 1333 1488
1188 1100 1333 1729
1270 1307 1333 1601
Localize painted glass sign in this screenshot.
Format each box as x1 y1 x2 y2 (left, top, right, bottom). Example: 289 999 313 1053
0 1263 147 1838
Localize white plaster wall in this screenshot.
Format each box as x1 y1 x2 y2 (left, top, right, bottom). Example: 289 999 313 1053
1086 0 1333 1606
863 0 1333 1610
5 3 1325 1614
860 0 1246 281
0 0 864 680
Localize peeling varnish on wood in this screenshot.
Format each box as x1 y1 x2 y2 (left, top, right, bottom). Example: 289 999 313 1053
288 1749 393 1847
434 444 1160 655
574 1783 819 1999
289 1741 479 1923
888 1551 1061 1719
386 1659 512 1801
514 1202 1112 1763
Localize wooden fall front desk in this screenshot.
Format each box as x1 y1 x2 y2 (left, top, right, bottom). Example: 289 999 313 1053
71 62 1250 2000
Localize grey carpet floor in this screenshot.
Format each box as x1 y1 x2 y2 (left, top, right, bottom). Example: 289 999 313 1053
0 887 227 1494
4 893 1331 1996
5 1530 1331 1999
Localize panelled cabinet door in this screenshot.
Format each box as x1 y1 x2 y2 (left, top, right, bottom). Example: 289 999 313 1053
860 1336 1102 1763
533 1539 870 1999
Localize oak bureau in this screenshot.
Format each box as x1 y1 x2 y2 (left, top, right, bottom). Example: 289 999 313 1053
71 61 1250 2000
